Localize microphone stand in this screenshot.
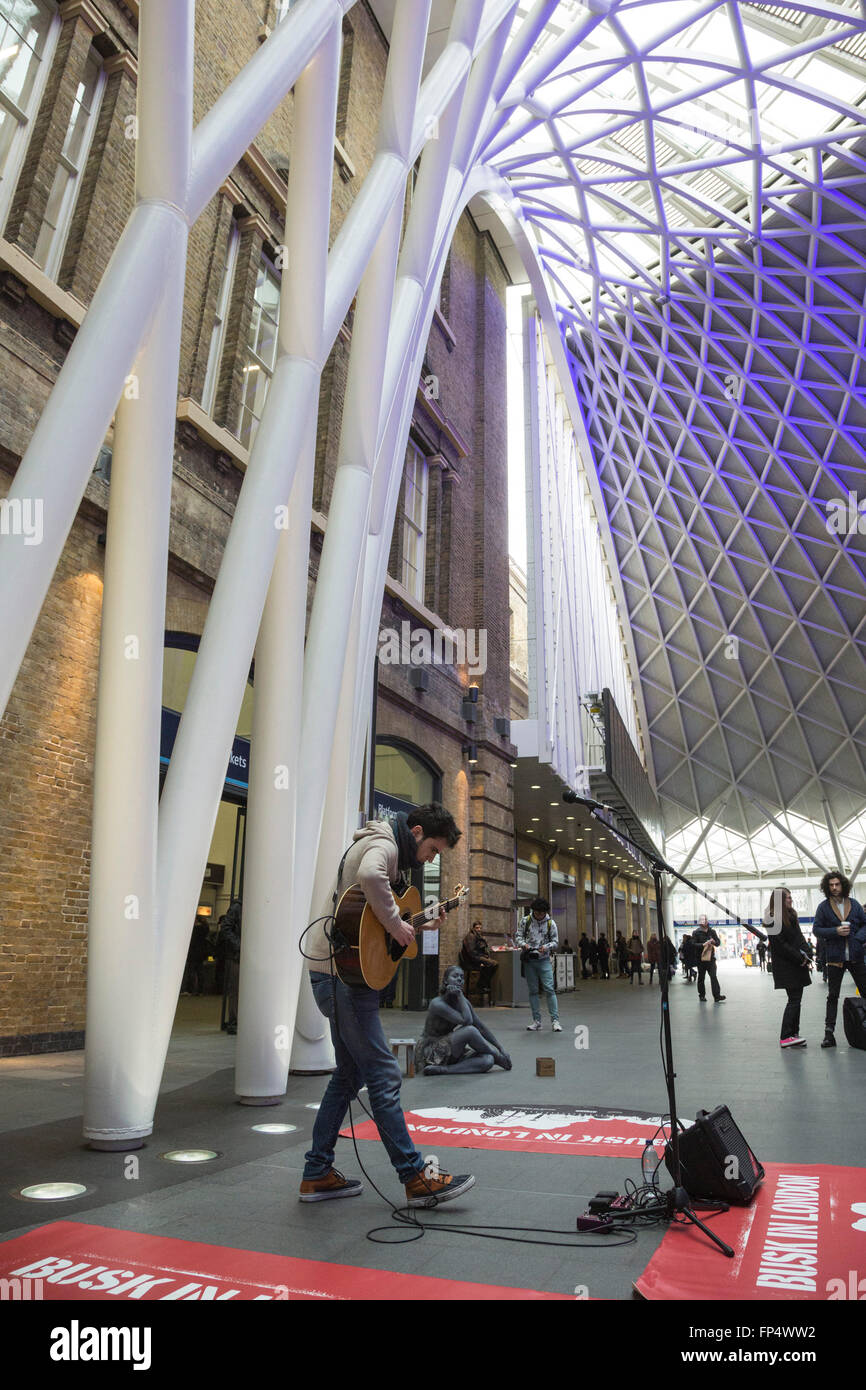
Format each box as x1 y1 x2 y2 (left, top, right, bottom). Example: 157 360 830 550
574 797 742 1258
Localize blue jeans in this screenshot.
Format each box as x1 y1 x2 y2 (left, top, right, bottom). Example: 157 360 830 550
524 956 558 1023
303 972 424 1185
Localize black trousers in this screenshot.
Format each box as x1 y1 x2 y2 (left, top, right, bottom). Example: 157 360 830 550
825 961 866 1031
697 958 721 1000
781 986 803 1039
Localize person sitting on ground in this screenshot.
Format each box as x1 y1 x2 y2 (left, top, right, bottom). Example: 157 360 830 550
416 965 512 1075
460 919 499 1000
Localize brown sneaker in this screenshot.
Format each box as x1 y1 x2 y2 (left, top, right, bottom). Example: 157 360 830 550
404 1169 475 1209
299 1168 363 1202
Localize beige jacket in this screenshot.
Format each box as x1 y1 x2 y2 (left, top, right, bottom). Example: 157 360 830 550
305 819 407 973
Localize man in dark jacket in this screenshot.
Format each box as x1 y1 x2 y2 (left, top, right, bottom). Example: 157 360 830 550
578 932 592 979
460 919 499 1000
679 933 696 983
812 871 866 1049
692 916 726 1002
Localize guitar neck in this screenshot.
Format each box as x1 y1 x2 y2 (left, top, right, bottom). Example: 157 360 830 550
410 895 461 929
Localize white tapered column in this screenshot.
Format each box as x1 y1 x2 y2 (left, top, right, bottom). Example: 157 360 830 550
286 3 432 1029
0 204 177 722
293 6 504 1052
151 22 341 1109
289 594 363 1072
82 0 194 1145
234 21 340 1100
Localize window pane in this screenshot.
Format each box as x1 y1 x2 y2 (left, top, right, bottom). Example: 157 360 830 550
239 256 281 448
0 1 52 111
401 442 428 600
32 46 103 274
0 0 53 214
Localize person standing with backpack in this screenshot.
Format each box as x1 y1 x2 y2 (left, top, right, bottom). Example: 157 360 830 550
812 871 866 1049
516 897 561 1032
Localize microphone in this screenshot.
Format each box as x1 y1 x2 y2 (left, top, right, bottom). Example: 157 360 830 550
562 790 616 814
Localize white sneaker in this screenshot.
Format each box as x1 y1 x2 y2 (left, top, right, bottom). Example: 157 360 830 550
526 1020 542 1031
552 1020 562 1032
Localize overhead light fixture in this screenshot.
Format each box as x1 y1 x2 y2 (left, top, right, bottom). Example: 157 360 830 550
531 784 541 789
464 742 478 764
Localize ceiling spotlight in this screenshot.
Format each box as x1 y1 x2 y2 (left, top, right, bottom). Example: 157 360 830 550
464 742 478 764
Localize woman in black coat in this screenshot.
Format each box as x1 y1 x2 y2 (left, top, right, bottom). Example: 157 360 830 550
763 888 813 1048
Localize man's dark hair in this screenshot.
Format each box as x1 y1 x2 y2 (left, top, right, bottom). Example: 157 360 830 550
821 869 851 900
531 897 549 914
472 919 482 929
407 802 461 847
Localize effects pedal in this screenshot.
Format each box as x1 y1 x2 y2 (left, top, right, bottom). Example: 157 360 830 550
587 1190 619 1215
609 1195 632 1213
576 1214 613 1231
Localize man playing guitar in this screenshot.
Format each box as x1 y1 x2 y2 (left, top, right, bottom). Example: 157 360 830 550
300 803 477 1209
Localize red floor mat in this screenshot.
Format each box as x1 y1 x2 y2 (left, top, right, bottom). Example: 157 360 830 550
0 1221 571 1300
636 1162 866 1301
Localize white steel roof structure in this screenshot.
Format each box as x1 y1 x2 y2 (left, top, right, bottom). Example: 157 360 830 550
1 0 864 1135
471 0 866 879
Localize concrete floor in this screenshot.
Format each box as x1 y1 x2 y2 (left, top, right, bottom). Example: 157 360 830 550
1 961 863 1299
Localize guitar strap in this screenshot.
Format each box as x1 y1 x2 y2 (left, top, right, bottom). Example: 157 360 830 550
331 843 354 913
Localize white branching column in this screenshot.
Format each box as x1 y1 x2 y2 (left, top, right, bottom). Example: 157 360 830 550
234 21 341 1101
83 0 194 1147
284 2 433 1060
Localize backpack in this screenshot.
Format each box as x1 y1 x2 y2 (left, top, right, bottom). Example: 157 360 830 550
842 996 866 1051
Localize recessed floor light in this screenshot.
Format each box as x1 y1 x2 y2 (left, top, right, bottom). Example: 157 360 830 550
161 1150 219 1163
19 1182 87 1201
252 1123 298 1134
305 1103 321 1111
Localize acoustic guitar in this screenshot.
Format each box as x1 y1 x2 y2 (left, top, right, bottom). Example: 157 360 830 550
332 882 468 989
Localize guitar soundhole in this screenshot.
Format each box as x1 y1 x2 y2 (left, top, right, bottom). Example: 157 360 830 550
389 916 412 962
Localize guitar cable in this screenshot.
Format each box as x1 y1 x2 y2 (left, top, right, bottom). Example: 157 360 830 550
297 917 640 1251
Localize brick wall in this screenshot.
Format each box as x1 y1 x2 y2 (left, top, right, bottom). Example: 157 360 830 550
0 0 515 1048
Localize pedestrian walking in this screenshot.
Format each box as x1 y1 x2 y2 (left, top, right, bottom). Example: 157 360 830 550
763 888 813 1048
692 915 725 1003
646 933 660 984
